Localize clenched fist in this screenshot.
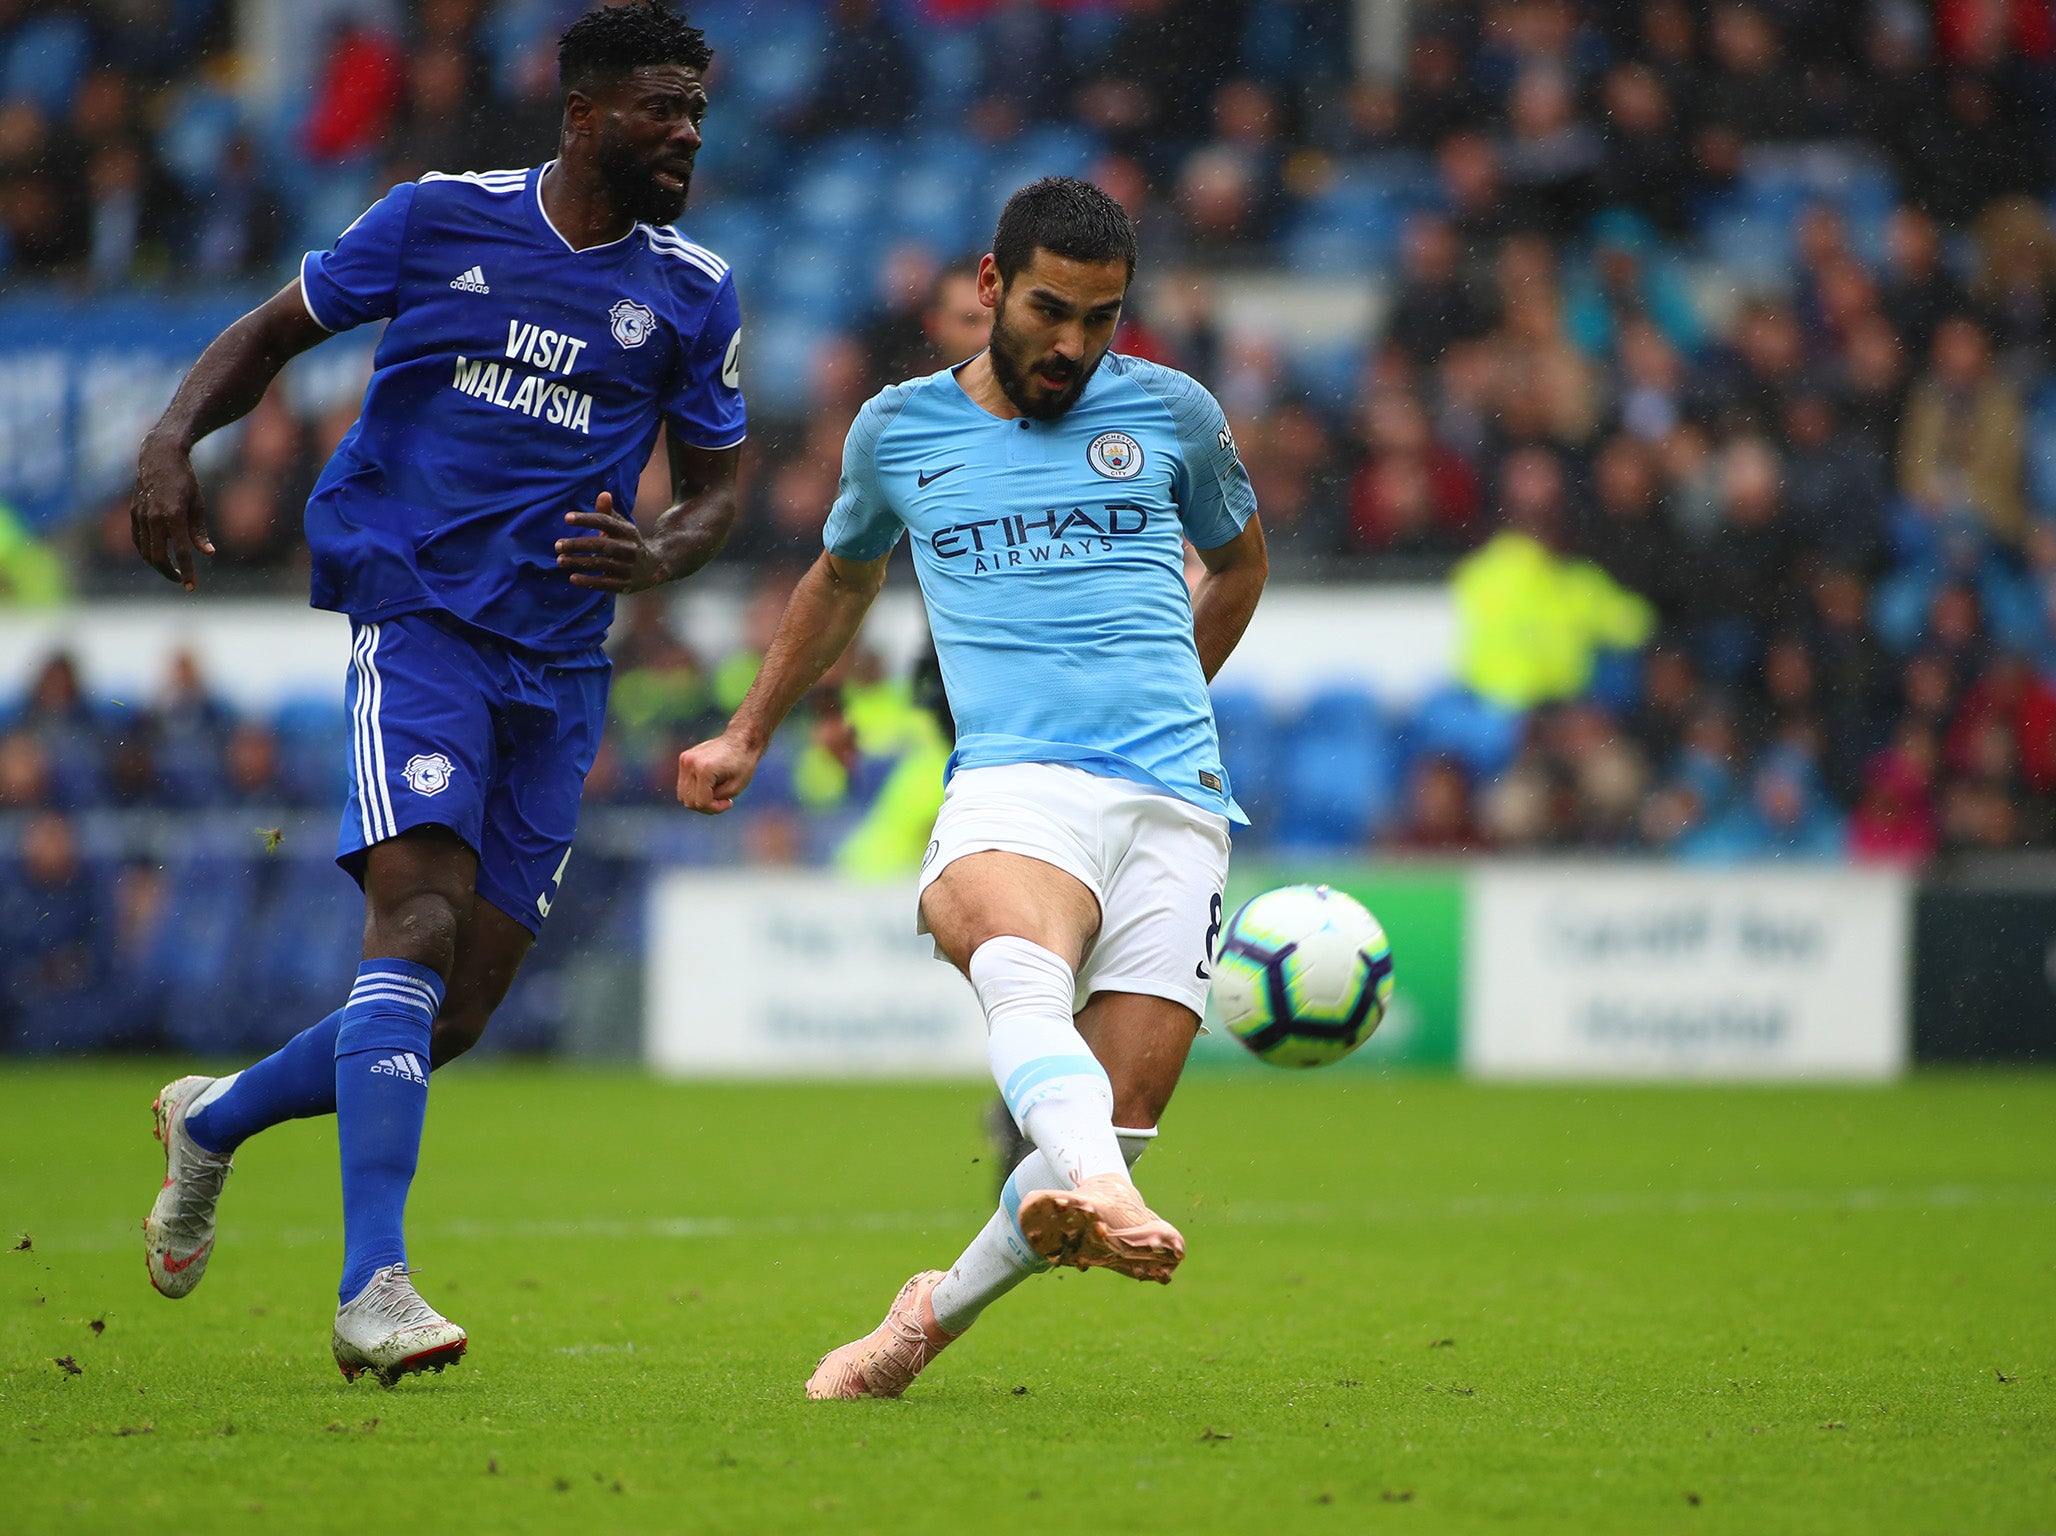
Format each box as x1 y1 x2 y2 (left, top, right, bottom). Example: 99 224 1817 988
676 731 762 813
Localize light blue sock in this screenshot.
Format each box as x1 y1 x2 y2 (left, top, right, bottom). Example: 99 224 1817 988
335 960 445 1304
185 1011 345 1155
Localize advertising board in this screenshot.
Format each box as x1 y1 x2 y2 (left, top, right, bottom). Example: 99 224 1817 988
646 870 987 1078
1465 866 1910 1080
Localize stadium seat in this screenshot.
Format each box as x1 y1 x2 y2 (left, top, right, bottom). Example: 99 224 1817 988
1209 686 1280 823
762 237 864 326
1272 687 1398 851
237 852 361 1053
149 851 258 1054
2 13 92 115
1404 686 1523 780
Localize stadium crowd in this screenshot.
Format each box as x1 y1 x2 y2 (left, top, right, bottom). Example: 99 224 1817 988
9 0 2056 922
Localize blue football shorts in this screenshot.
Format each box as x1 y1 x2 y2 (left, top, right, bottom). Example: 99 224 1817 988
335 612 609 934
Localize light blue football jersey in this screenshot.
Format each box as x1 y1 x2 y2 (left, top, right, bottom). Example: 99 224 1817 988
823 353 1257 824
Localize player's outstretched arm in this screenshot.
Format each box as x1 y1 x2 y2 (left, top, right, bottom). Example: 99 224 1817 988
133 280 331 591
676 548 890 813
1191 514 1269 682
555 440 741 593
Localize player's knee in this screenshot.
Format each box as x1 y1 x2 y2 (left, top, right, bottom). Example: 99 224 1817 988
368 890 463 976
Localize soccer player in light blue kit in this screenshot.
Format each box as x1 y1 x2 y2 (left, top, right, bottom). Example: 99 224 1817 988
130 2 743 1385
678 178 1270 1399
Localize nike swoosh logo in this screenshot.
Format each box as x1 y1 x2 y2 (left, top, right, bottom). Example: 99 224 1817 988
917 464 965 487
1195 963 1211 981
160 1239 212 1274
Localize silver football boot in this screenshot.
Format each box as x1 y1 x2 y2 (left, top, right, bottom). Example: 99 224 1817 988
145 1075 235 1298
332 1264 468 1386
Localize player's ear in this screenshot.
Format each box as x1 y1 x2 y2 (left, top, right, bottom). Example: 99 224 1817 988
976 255 1003 312
561 88 597 140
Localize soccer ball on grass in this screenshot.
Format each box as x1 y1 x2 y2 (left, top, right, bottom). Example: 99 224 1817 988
1211 884 1395 1068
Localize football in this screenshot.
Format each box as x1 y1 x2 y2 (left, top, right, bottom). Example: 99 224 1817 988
1211 884 1395 1068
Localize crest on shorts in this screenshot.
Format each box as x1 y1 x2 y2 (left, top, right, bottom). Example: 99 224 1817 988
609 298 656 349
402 753 455 797
1087 431 1143 480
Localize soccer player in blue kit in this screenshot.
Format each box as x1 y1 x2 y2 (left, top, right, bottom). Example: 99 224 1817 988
130 1 742 1384
677 178 1271 1399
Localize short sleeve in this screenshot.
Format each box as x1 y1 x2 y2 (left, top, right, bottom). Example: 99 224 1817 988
1139 368 1256 550
663 271 748 450
299 183 418 332
822 388 912 562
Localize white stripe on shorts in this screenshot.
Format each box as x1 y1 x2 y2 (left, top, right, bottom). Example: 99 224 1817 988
351 623 396 843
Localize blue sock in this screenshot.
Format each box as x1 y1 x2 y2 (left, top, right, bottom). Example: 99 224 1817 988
335 959 446 1304
185 1011 345 1156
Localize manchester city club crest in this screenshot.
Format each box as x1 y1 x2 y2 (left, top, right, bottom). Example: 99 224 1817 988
1087 430 1143 479
609 298 656 349
401 753 455 797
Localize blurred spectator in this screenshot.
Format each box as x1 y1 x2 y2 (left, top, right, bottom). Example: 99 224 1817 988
0 811 110 1051
1384 215 1491 366
303 21 406 162
1899 316 2026 544
1848 745 1941 864
1452 447 1654 708
1389 755 1483 853
0 499 69 604
1346 392 1477 558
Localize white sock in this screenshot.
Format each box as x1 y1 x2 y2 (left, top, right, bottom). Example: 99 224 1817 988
930 1126 1158 1334
971 936 1125 1187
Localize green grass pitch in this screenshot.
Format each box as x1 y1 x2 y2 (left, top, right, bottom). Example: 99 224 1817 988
3 1064 2051 1534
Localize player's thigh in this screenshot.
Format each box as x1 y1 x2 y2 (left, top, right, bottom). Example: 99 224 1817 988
1075 989 1202 1129
472 659 606 939
922 850 1102 972
916 765 1107 971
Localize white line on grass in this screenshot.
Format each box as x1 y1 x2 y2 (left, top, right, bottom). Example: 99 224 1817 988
28 1182 2056 1255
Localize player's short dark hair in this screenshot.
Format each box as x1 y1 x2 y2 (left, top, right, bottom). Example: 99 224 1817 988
558 0 712 97
991 177 1137 286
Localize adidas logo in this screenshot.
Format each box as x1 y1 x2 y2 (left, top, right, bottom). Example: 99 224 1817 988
450 265 490 294
369 1052 428 1085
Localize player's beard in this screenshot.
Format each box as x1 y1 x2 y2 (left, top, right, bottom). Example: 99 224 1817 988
594 127 692 227
987 300 1105 421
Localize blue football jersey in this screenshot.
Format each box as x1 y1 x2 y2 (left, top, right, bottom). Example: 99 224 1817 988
298 162 747 656
823 354 1257 823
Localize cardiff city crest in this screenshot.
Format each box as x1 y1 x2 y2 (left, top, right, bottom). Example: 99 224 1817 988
609 298 656 349
401 753 455 797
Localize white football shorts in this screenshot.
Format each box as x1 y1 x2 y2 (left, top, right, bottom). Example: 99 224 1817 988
916 761 1233 1019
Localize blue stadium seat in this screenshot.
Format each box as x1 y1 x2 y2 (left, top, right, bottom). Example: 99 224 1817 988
763 237 864 326
237 853 361 1053
1404 686 1522 780
150 851 258 1053
713 1 828 120
274 696 351 807
2 13 93 115
789 135 899 237
2026 385 2056 518
680 202 772 291
1273 688 1397 851
1210 686 1280 823
745 314 832 415
158 86 244 195
904 18 987 118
